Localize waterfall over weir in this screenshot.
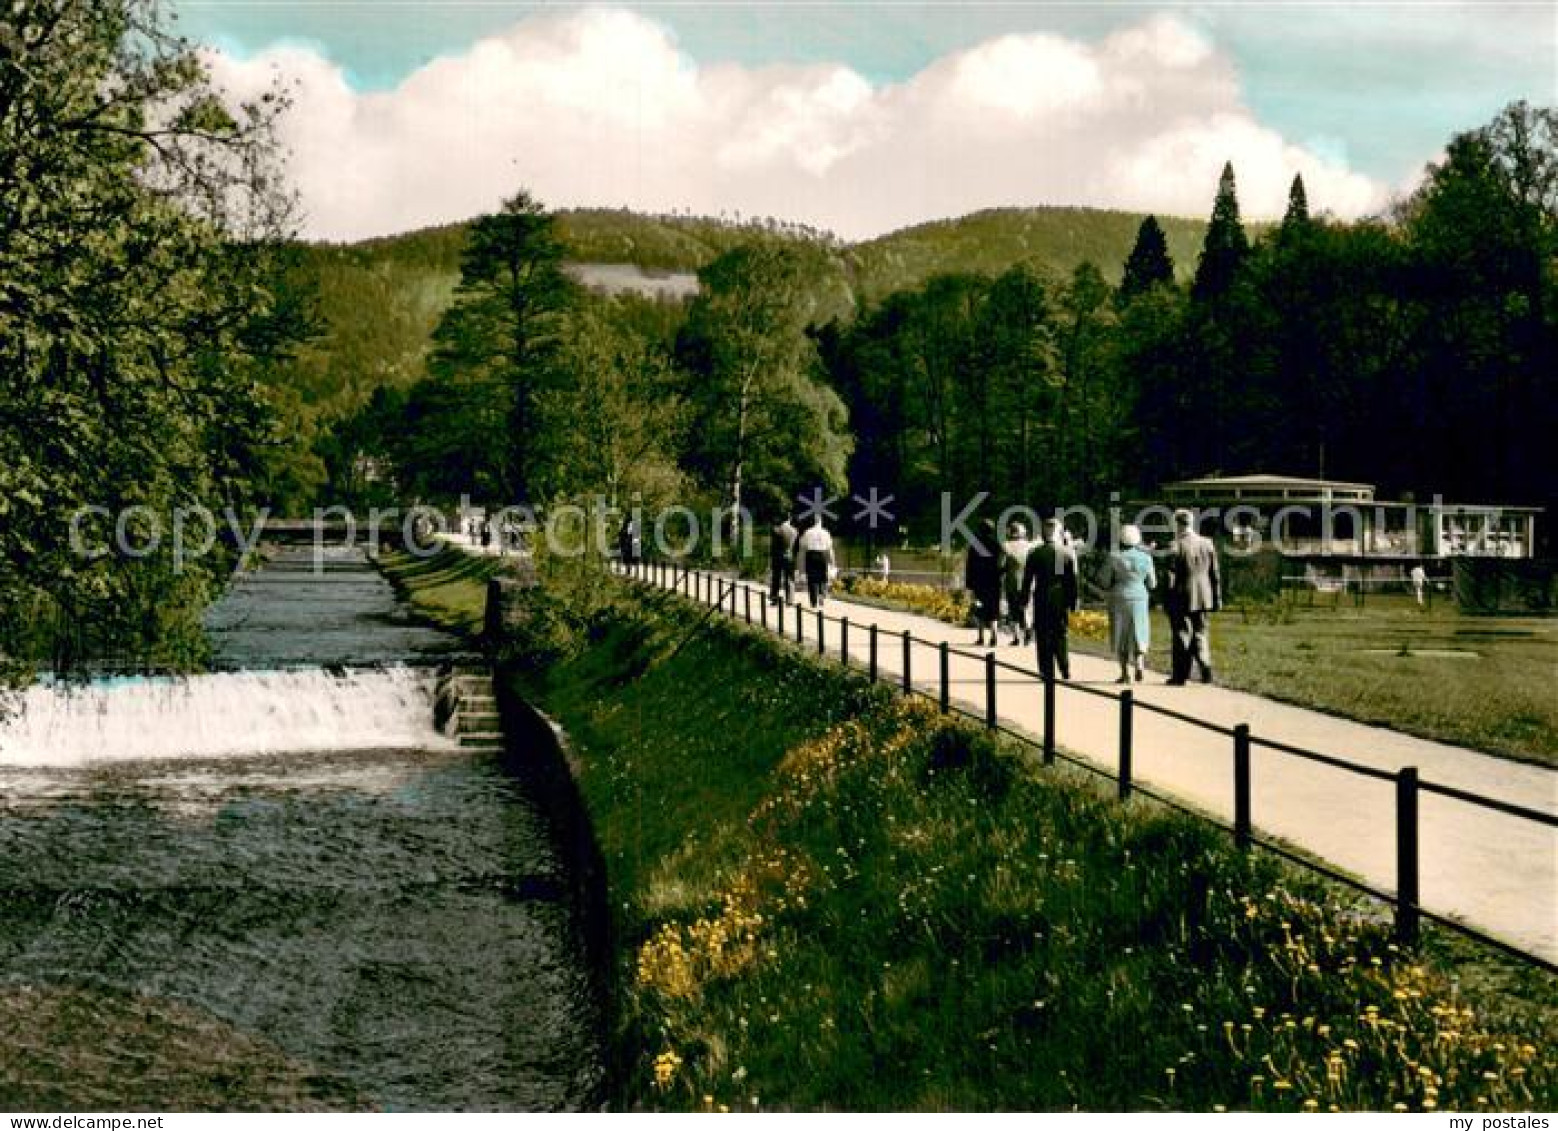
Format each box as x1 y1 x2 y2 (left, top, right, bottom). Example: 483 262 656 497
0 666 452 768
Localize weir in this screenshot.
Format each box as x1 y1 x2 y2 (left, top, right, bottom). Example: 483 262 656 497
0 666 451 768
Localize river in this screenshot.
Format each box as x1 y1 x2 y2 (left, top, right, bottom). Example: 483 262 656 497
0 547 602 1110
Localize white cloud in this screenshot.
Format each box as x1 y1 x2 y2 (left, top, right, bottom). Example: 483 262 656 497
204 7 1391 243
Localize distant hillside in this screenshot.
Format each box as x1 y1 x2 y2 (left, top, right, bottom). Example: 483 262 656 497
849 206 1206 301
278 204 1207 425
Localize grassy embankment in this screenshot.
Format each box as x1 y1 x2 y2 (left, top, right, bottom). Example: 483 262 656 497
374 543 510 634
837 576 1558 767
382 550 1556 1111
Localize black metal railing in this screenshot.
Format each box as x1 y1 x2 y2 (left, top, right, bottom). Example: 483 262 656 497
619 559 1557 973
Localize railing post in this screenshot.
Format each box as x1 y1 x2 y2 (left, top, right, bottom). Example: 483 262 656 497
902 630 912 693
840 617 850 666
796 604 804 645
1233 724 1252 849
869 624 878 682
1118 690 1134 800
1396 767 1420 946
744 586 751 624
1042 673 1056 766
761 591 769 630
985 652 997 730
776 599 785 637
938 641 950 713
817 610 826 656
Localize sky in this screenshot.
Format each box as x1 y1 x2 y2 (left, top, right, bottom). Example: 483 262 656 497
174 2 1558 242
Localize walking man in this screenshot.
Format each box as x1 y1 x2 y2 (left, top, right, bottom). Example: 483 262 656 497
1165 508 1221 685
1021 517 1079 681
618 517 642 568
769 514 799 604
796 514 836 609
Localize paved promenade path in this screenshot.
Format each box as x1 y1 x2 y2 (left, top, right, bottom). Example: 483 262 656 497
626 563 1556 963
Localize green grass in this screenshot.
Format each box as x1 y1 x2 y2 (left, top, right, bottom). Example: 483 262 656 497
505 565 1556 1112
374 544 506 634
1078 599 1558 768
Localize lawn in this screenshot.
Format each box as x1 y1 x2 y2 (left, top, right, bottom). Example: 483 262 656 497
374 544 508 634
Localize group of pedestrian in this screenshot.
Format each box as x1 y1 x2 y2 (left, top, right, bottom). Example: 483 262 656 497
467 514 524 555
769 514 837 609
966 507 1222 687
964 517 1079 678
1096 508 1222 685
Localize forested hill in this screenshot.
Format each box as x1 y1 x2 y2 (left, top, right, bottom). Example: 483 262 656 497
849 207 1205 300
281 204 1205 422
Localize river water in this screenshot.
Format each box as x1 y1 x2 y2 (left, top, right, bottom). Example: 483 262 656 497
0 548 602 1110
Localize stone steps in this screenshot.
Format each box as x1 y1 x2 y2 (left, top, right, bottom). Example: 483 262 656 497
436 665 503 748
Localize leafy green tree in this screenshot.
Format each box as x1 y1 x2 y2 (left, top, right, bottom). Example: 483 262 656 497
1398 100 1557 508
1119 216 1175 301
0 0 296 674
1115 282 1189 490
1053 262 1121 505
976 265 1059 507
678 243 851 523
533 299 688 509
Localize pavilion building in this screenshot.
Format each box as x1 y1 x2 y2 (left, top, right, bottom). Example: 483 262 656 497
1151 474 1539 561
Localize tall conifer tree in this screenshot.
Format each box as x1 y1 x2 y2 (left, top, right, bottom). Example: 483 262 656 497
1120 215 1175 300
1192 162 1250 302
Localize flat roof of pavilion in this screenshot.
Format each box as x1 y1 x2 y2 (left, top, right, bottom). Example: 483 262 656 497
1157 474 1541 514
1163 473 1376 494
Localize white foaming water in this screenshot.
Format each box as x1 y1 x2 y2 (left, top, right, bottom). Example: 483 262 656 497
0 666 453 767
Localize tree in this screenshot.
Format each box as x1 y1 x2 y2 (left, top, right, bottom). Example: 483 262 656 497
533 300 688 509
678 243 851 525
1119 215 1175 301
425 191 574 502
1398 101 1557 508
1054 262 1121 506
1280 174 1312 241
0 0 297 675
1191 162 1250 303
976 265 1059 507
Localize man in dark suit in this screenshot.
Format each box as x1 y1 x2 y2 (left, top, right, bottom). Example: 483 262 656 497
1021 517 1079 681
1165 508 1221 684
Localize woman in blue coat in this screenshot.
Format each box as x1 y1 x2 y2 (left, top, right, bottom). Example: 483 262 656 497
1101 524 1156 683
